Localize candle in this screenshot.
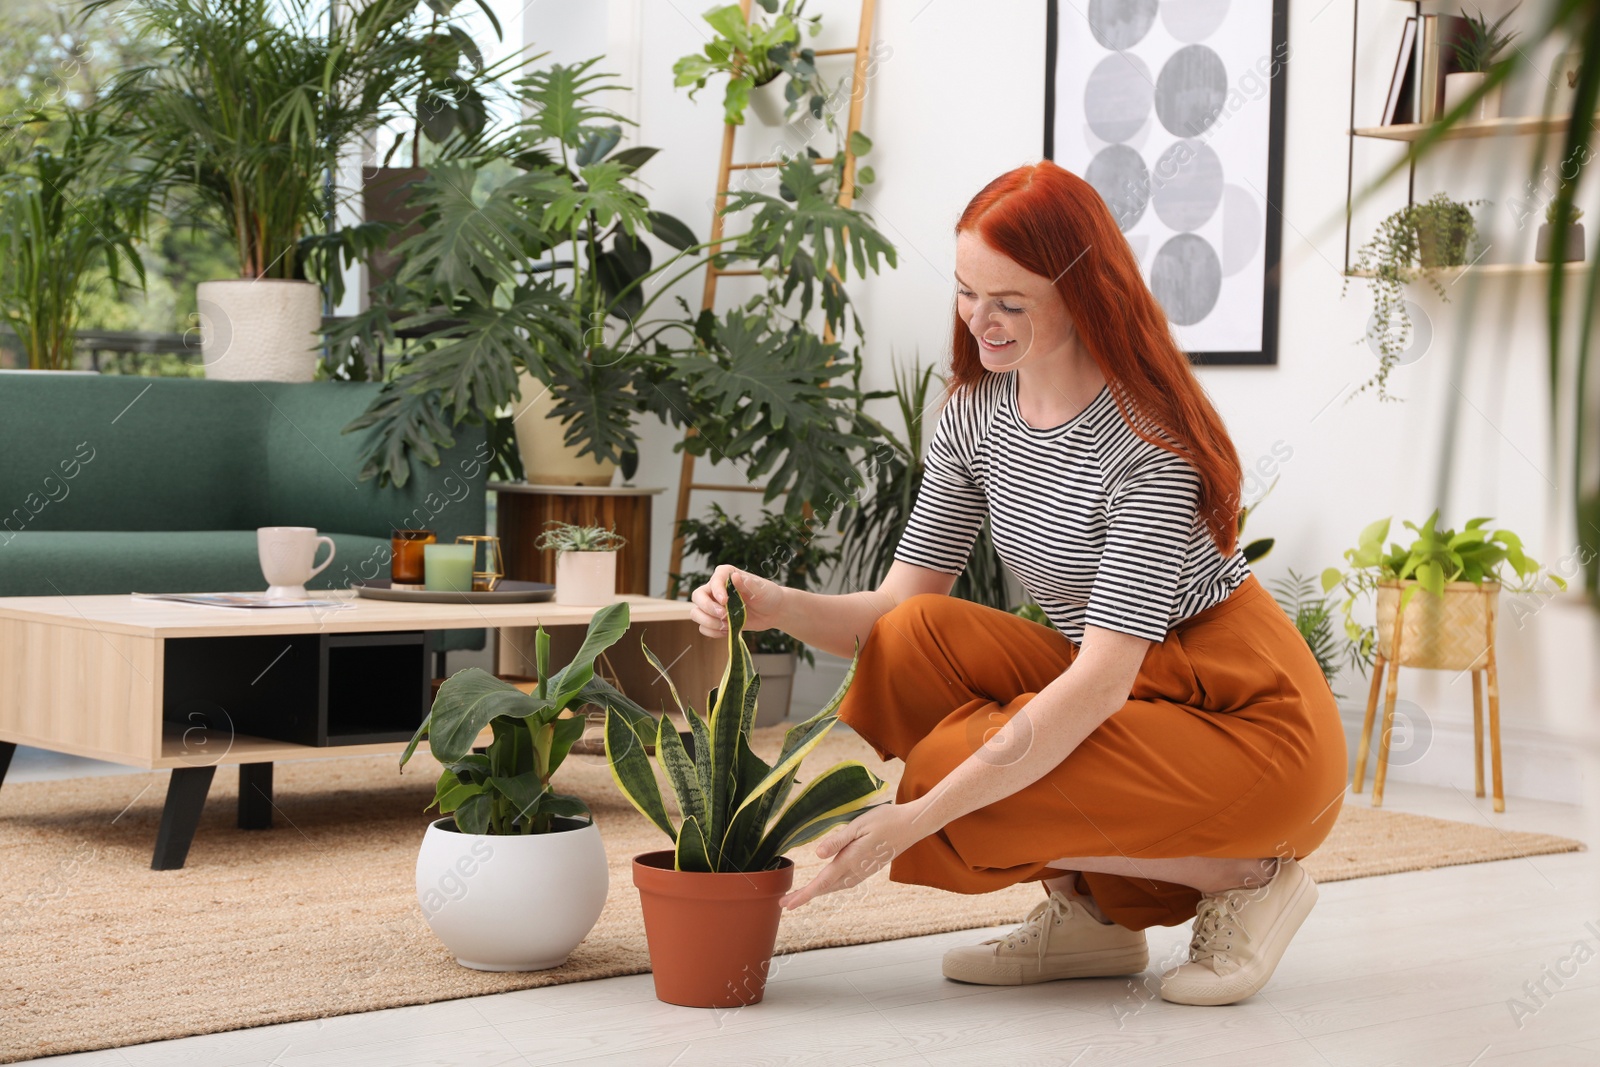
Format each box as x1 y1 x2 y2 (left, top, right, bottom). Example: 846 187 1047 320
424 544 475 593
391 529 435 586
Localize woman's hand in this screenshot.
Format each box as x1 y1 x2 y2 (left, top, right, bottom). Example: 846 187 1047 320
688 564 787 638
779 801 932 909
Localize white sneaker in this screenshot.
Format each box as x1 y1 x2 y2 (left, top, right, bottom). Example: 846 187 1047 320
942 890 1149 986
1159 858 1318 1006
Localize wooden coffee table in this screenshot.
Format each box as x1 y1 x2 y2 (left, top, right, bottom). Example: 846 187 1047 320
0 592 719 869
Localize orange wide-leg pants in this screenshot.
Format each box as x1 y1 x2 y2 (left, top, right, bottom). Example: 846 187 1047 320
836 573 1349 931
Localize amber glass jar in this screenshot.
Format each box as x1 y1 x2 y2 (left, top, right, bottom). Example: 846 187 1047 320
391 529 436 585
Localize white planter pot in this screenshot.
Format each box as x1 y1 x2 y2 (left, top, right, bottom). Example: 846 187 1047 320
555 550 617 606
1443 72 1500 121
751 650 797 727
196 278 321 382
748 76 793 127
511 369 617 487
415 815 608 971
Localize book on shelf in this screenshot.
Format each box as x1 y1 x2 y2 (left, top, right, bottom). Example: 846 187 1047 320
1417 13 1474 124
1382 16 1418 125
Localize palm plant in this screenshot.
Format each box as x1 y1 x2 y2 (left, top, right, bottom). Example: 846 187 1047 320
88 0 520 302
0 105 148 370
605 575 886 872
337 57 897 521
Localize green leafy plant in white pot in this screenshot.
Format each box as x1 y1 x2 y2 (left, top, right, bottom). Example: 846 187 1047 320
402 600 649 970
606 576 885 1007
535 520 627 606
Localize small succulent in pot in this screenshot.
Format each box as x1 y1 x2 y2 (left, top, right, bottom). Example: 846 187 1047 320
534 520 628 553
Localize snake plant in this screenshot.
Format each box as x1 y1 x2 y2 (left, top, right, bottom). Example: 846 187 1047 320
605 575 887 872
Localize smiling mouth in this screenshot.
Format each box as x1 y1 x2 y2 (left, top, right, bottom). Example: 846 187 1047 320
979 335 1016 351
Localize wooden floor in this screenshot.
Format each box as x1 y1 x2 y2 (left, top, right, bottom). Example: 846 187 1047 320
29 767 1600 1066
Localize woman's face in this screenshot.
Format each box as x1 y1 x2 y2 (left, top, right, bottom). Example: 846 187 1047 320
954 229 1076 372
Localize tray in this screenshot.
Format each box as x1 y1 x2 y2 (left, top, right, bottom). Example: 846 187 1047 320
351 579 555 604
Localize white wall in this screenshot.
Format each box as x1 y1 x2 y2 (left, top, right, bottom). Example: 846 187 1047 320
516 0 1599 804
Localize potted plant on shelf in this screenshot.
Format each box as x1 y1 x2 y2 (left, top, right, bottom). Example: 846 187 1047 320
1444 4 1520 121
536 520 627 606
605 576 886 1007
1319 509 1560 674
1536 201 1586 263
669 500 841 725
672 0 828 128
1342 192 1487 401
401 600 650 971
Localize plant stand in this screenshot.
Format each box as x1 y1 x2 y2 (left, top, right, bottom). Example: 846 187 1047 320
1353 580 1503 811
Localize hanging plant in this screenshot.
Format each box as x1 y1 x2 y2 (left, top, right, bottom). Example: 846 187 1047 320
1342 192 1487 402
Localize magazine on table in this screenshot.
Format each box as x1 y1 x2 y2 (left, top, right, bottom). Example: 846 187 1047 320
130 592 353 610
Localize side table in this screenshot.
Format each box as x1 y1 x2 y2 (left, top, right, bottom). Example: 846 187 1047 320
491 482 665 595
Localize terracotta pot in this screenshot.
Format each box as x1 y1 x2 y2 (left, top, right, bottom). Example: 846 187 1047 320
1374 579 1499 670
632 850 794 1007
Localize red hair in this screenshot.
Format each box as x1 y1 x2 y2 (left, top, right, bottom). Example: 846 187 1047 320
950 160 1242 556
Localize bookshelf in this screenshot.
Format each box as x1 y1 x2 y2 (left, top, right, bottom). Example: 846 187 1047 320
1342 2 1590 276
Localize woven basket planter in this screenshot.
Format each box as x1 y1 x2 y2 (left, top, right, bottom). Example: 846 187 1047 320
1374 578 1499 671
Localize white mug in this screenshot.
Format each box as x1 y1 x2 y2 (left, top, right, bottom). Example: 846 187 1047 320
258 526 336 600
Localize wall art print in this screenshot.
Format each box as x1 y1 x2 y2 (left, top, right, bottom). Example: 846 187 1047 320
1045 0 1289 365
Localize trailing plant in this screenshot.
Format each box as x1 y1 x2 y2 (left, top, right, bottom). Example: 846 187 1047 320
1319 509 1561 666
400 600 652 834
336 57 896 518
672 0 828 127
1342 192 1487 402
0 104 149 370
1268 568 1365 697
534 520 627 553
1453 5 1520 74
669 500 841 665
605 576 887 872
832 360 1012 611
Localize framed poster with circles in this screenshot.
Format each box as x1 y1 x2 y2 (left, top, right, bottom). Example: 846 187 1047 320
1044 0 1289 366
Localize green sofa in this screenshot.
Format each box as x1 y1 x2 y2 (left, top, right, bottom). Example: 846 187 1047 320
0 373 488 651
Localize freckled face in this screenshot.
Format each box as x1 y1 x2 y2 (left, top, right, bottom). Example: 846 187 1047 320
954 230 1076 371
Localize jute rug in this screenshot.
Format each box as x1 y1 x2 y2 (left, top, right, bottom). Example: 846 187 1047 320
0 726 1585 1063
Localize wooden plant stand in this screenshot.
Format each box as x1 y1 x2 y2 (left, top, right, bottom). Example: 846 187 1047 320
1353 579 1504 811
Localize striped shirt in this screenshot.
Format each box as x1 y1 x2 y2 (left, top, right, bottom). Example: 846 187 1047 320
893 369 1250 644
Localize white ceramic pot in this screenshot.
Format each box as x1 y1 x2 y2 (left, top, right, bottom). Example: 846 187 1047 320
747 75 792 127
555 550 618 606
511 369 617 487
196 278 321 382
751 650 797 727
1443 72 1500 121
415 815 608 971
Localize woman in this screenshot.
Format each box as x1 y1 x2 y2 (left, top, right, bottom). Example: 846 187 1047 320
687 160 1348 1007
